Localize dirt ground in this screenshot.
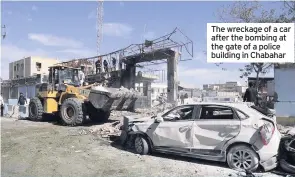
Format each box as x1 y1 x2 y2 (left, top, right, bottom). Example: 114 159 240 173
1 116 284 177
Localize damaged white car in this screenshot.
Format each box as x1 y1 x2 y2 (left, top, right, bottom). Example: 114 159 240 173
120 102 281 172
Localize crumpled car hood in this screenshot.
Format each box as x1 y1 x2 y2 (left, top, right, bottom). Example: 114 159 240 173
122 115 155 133
124 115 154 123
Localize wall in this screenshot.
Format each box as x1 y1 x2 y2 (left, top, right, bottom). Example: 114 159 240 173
9 63 13 79
135 82 167 101
24 57 31 77
9 59 25 79
9 57 59 79
30 57 59 76
217 91 239 97
203 96 240 102
275 67 295 117
236 86 247 95
1 85 37 102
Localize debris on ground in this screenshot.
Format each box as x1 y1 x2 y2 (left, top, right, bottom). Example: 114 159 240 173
89 121 122 139
279 133 295 175
87 103 174 139
277 124 294 135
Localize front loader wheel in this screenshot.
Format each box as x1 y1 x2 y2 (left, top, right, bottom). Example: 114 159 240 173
60 98 85 126
29 97 44 121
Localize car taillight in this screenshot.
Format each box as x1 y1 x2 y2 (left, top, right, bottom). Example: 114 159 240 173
259 119 275 145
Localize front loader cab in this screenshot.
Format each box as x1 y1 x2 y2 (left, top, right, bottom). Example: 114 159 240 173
48 65 81 88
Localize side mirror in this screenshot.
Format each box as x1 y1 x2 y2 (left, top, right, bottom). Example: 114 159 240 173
155 117 164 123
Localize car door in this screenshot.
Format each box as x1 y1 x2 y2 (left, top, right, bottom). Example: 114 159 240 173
191 105 241 154
147 105 197 153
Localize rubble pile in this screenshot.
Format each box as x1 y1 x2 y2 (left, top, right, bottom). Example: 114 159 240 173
5 105 19 118
87 100 173 139
91 85 109 92
277 124 294 135
110 110 139 120
89 121 122 138
110 86 141 99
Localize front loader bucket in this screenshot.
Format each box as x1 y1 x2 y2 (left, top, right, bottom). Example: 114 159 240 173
88 86 140 112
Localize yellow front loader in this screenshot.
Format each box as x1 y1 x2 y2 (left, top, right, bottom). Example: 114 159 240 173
28 65 138 126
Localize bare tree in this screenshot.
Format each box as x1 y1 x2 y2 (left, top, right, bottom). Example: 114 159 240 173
217 1 295 89
239 63 272 90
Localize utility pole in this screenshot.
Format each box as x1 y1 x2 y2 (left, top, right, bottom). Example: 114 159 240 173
96 0 104 56
95 0 104 73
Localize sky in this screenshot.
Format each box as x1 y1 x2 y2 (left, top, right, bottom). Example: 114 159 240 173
1 1 283 88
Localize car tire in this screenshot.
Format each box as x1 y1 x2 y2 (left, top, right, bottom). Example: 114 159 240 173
280 159 295 174
227 145 259 172
134 135 149 155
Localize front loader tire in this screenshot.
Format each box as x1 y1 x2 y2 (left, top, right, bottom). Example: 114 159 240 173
29 97 44 121
60 98 85 126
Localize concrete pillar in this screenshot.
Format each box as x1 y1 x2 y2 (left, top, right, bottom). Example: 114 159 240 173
143 81 152 108
127 63 136 89
167 52 179 105
121 63 136 89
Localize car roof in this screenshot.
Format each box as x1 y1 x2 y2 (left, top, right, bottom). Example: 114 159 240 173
180 102 254 110
176 102 269 119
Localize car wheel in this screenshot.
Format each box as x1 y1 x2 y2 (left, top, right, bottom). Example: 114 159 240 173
134 135 149 155
280 159 295 174
227 145 259 172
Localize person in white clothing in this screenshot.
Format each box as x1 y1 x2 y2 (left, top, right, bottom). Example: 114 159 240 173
78 66 86 86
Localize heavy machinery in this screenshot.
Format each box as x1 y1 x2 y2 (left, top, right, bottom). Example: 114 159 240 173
28 65 139 126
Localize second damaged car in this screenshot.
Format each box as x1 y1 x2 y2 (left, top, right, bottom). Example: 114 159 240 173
120 102 281 172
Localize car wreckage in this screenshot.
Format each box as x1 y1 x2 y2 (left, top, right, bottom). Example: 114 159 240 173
279 128 295 174
120 102 282 172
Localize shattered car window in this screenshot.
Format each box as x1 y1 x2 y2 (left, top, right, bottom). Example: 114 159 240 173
236 110 249 119
200 106 234 120
162 106 194 121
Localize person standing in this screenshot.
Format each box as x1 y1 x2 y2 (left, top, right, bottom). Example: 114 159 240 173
103 60 109 73
95 57 102 74
78 66 85 86
119 58 123 70
0 93 4 117
18 93 27 106
112 57 117 71
18 93 27 119
243 82 258 103
119 51 124 70
180 94 185 104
